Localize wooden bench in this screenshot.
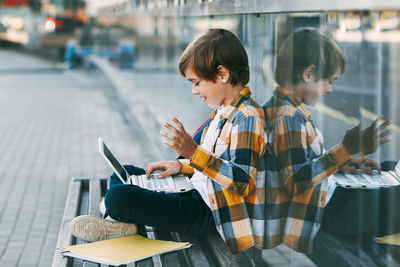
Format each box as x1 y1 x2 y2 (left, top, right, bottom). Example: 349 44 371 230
52 178 264 267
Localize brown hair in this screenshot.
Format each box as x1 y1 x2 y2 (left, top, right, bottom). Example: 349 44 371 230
179 28 249 86
275 28 345 87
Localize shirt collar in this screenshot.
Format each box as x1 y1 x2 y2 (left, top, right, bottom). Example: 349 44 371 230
211 86 251 119
275 86 312 120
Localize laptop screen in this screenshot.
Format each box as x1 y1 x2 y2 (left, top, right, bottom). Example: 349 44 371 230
102 141 128 182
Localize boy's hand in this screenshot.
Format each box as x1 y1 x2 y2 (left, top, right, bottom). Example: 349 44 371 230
360 116 392 155
341 157 381 174
161 117 198 158
145 160 183 178
342 124 361 155
342 116 393 155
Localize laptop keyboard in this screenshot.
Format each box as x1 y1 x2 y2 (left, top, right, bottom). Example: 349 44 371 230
135 174 175 191
340 171 400 187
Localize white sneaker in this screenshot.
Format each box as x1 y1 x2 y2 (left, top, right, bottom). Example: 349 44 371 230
99 198 106 217
70 215 137 242
99 198 117 222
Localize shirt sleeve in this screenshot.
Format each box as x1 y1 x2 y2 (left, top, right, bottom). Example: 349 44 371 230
189 113 266 197
270 115 350 195
178 159 194 175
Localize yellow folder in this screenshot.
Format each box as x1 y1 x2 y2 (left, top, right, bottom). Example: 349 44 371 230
375 232 400 246
61 234 191 265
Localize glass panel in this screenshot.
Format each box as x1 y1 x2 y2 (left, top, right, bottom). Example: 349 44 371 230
117 9 399 264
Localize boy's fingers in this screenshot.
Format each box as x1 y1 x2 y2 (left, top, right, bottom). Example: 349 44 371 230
376 163 382 174
145 162 164 178
160 131 176 141
379 120 392 130
364 159 382 173
343 165 359 174
379 129 394 139
348 167 359 174
163 123 179 135
162 140 175 148
145 164 155 178
159 170 173 178
379 137 391 145
372 115 383 127
172 117 185 132
349 157 362 166
360 165 374 175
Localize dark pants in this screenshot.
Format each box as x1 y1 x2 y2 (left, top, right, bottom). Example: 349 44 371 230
104 165 216 235
320 161 400 238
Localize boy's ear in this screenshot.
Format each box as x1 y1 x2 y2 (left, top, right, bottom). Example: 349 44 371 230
217 65 230 84
302 65 315 83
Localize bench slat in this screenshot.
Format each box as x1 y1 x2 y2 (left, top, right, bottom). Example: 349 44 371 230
52 180 82 267
82 261 100 267
146 229 163 267
171 233 210 267
153 230 186 267
135 261 154 267
89 179 102 217
82 180 103 267
198 234 239 267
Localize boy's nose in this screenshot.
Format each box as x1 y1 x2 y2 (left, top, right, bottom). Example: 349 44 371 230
325 86 333 95
192 87 199 95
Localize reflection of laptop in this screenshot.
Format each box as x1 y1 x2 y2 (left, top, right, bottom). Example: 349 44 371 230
98 137 192 193
333 161 400 189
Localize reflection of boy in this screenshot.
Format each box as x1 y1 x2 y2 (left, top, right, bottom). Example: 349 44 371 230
261 29 392 253
71 29 267 254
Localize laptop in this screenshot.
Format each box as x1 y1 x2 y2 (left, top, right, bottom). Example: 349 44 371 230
333 160 400 189
98 137 192 193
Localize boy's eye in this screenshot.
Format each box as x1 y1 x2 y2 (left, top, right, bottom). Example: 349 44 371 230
195 82 200 86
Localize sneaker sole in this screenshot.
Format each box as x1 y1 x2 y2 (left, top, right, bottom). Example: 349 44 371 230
70 215 137 242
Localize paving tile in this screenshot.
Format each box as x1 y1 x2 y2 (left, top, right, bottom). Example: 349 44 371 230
2 248 22 262
0 261 18 267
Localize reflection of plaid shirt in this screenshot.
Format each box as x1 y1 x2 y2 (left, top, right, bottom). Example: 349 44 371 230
262 87 350 253
180 87 267 254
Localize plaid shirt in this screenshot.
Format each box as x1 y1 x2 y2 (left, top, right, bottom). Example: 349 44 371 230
261 87 350 254
180 87 267 254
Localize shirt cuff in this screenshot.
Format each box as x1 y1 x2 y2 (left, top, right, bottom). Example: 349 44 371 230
178 159 194 175
189 146 211 172
330 143 351 167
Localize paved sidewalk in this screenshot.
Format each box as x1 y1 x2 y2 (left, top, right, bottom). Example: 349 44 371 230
0 48 153 266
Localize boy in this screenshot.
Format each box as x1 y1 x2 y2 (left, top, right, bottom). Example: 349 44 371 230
262 28 393 253
71 29 267 254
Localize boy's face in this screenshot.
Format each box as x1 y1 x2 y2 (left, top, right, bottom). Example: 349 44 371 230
302 68 341 106
184 67 227 108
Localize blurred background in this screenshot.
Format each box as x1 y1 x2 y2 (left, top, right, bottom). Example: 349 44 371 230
0 0 399 266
